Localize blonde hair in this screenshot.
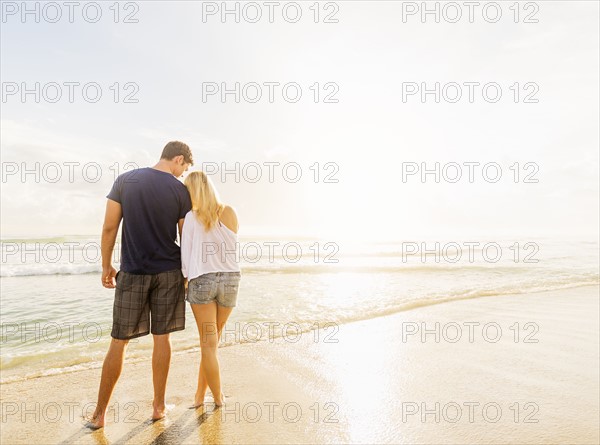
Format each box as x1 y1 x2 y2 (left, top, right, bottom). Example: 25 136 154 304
184 171 224 231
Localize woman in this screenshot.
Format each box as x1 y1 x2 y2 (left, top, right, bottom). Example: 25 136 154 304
181 171 241 407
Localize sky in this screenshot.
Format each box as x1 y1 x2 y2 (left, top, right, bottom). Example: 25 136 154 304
1 1 598 241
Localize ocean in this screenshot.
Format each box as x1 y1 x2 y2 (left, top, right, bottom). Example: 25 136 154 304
1 235 598 383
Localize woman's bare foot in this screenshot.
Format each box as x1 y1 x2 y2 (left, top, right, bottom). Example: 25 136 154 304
213 393 226 407
194 390 206 408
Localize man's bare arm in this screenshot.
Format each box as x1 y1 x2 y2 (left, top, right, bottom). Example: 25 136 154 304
178 218 185 240
178 218 187 293
101 199 123 288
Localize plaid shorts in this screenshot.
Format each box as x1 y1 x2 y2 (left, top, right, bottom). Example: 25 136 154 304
111 269 186 340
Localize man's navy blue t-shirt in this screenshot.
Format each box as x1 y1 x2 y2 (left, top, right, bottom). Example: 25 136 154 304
107 167 192 275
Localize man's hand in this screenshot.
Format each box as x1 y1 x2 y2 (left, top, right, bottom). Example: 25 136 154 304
102 266 118 288
184 278 188 297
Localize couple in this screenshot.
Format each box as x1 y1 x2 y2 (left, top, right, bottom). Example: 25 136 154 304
89 141 240 429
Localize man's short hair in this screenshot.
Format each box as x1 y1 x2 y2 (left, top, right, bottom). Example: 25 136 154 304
161 141 194 165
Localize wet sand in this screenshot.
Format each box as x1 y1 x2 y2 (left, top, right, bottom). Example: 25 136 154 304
1 286 598 444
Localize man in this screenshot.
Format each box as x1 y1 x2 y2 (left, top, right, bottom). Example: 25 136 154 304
89 141 193 429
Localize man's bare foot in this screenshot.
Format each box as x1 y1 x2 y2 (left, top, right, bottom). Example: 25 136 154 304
152 404 167 421
85 411 105 430
152 403 174 421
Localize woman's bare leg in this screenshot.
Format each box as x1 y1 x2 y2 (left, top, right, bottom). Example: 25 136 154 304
192 302 233 407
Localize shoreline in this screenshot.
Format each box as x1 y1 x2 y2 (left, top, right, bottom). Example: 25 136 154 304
1 285 599 444
2 282 597 385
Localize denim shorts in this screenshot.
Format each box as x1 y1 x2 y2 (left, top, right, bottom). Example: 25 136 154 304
187 272 241 307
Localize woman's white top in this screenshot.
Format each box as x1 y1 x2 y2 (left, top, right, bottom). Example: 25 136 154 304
181 210 240 280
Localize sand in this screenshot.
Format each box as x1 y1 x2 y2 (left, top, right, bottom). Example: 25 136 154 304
1 285 598 444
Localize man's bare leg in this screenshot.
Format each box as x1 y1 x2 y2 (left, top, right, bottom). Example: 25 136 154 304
152 333 171 420
89 338 129 429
